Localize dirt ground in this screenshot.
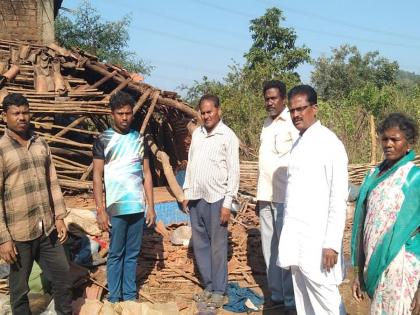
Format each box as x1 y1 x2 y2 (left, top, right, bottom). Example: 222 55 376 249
32 194 370 315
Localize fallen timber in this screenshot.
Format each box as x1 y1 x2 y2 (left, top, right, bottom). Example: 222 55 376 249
0 38 199 200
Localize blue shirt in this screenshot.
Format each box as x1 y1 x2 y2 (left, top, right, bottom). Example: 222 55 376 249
93 128 145 216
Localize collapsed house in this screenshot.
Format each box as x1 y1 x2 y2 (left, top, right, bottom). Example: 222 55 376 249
0 38 200 204
0 38 268 314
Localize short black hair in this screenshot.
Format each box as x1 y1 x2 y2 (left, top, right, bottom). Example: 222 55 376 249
263 80 286 98
198 94 220 108
109 91 135 111
288 85 317 105
2 93 29 112
377 112 418 145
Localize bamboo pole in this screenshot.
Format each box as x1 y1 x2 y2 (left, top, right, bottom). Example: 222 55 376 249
140 91 159 134
369 114 377 164
89 70 118 89
110 77 132 95
49 147 92 158
85 61 199 119
32 118 99 137
35 131 92 149
53 154 89 169
48 116 89 140
145 134 184 202
133 88 152 114
0 126 90 150
58 178 92 190
80 162 93 181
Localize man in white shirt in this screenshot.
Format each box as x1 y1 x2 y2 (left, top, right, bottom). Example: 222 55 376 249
182 94 240 308
257 80 298 309
277 85 348 315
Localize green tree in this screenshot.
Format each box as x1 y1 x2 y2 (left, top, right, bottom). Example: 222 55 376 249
243 7 310 90
55 0 152 75
311 45 399 101
396 70 420 92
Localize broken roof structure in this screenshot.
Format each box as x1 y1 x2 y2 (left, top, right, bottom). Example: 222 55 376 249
0 38 199 201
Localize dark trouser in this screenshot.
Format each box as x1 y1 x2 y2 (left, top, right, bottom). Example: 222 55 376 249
189 198 228 295
9 230 72 315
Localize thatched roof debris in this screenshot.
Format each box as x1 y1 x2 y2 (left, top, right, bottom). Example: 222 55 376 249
0 38 198 199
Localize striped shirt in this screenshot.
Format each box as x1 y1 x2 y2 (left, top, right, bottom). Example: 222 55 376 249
0 129 67 244
183 121 240 209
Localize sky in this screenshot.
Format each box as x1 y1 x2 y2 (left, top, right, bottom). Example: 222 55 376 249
62 0 420 95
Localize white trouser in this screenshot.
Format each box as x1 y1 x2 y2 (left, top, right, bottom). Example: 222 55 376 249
291 266 345 315
259 201 294 306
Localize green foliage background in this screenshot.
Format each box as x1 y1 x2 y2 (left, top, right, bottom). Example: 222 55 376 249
183 10 420 163
55 0 153 75
55 3 420 163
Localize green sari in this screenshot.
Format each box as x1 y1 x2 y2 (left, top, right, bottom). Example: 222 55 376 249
351 150 420 299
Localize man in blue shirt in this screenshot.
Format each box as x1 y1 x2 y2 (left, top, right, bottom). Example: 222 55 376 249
93 91 156 308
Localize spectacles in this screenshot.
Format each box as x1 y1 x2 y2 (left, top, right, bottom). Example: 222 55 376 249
288 105 311 114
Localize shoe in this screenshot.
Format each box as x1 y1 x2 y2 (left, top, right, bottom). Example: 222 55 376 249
285 307 297 315
193 289 212 302
261 298 285 310
207 293 227 308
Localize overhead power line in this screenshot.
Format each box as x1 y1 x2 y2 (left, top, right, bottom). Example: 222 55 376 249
295 27 420 50
135 7 249 41
258 0 420 42
179 0 420 49
147 58 227 77
189 0 254 18
135 26 244 54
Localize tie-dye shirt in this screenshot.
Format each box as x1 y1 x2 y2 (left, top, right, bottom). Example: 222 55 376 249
93 128 145 216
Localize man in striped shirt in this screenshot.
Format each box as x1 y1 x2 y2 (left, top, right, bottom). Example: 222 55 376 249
182 94 240 308
0 93 72 315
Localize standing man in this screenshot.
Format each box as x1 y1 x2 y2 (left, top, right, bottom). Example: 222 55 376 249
0 93 72 315
257 80 297 309
277 85 348 315
182 94 240 308
93 91 156 308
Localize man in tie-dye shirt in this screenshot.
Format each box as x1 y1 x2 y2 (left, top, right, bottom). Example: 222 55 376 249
93 91 155 308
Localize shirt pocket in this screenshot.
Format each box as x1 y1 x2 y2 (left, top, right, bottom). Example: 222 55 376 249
274 133 293 156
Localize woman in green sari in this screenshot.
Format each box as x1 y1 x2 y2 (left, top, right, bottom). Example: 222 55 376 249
351 113 420 315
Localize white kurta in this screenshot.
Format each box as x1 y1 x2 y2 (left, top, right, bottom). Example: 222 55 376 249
277 121 348 285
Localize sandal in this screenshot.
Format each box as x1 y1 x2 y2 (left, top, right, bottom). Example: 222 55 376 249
207 293 227 308
193 289 212 302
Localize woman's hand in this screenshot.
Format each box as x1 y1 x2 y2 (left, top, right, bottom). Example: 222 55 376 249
411 288 420 315
352 277 364 302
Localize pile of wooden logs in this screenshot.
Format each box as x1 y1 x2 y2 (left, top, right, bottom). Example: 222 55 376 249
240 155 420 194
0 38 198 199
239 160 259 195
